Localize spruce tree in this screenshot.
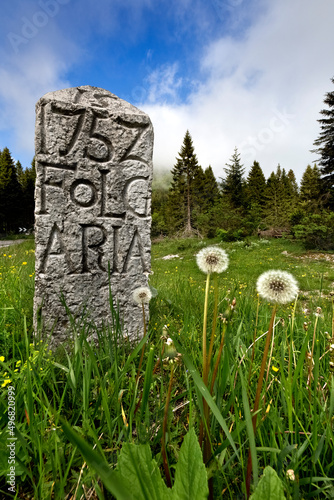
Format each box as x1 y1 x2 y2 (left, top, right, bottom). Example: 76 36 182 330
311 77 334 201
16 160 24 186
166 130 202 234
300 164 322 212
0 148 22 233
264 165 292 227
246 160 267 209
281 168 298 214
203 166 220 208
21 158 36 228
192 165 220 236
264 169 281 226
222 147 245 208
287 169 299 197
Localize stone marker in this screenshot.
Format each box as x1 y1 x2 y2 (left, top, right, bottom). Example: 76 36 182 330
34 86 153 343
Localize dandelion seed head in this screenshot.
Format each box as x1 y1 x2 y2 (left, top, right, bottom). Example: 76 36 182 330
314 306 323 317
132 286 152 305
196 246 229 274
256 270 298 304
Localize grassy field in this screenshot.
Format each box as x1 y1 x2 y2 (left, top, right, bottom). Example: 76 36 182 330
0 237 334 499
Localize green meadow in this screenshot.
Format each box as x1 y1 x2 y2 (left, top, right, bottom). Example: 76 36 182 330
0 237 334 499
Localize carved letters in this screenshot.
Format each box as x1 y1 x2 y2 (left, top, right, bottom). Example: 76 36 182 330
34 86 153 342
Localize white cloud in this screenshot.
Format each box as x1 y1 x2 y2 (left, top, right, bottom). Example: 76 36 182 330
146 63 183 104
1 0 333 183
0 45 73 156
0 0 80 162
142 0 334 182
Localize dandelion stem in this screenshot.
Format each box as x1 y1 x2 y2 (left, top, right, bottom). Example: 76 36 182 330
246 304 277 498
161 362 174 488
200 273 211 452
248 294 260 385
210 323 227 394
252 305 277 429
202 273 211 384
135 303 147 383
207 274 219 374
307 314 319 397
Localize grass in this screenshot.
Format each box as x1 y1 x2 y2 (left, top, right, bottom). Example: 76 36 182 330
0 236 334 498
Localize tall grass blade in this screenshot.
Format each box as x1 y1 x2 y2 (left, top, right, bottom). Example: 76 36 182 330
240 368 258 487
61 420 135 500
140 346 155 421
175 341 239 458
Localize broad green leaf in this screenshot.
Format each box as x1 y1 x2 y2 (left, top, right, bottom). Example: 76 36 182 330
250 466 286 500
116 442 170 500
173 427 208 500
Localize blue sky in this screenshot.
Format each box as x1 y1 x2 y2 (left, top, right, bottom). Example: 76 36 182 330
1 0 334 182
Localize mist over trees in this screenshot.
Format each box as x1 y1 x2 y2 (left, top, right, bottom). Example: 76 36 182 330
152 126 332 249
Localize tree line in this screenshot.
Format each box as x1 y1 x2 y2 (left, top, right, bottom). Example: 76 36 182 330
1 77 333 248
152 77 334 249
0 147 35 234
152 138 325 238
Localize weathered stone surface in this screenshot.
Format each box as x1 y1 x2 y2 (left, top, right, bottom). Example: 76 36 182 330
34 86 153 343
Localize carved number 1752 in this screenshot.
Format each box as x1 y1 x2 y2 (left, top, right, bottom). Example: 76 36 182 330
51 104 113 162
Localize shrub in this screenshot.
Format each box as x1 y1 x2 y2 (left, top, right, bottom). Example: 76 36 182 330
293 211 334 249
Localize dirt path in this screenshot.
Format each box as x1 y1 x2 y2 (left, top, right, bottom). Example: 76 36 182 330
0 239 26 248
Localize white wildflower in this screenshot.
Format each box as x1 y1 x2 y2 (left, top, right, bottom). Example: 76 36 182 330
132 286 152 305
286 469 295 481
196 246 229 274
256 270 298 304
164 337 178 360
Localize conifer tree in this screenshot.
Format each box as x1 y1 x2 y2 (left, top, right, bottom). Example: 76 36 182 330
192 166 219 212
246 160 267 209
222 147 245 208
21 158 36 228
16 160 24 186
203 166 220 208
264 169 281 226
300 164 322 212
166 130 202 234
287 169 299 197
281 168 299 214
0 148 22 233
312 77 334 197
192 165 220 236
263 166 300 227
264 165 293 227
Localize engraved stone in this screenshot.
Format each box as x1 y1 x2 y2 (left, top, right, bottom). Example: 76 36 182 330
34 86 153 343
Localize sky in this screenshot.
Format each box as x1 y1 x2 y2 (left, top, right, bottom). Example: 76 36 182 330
1 0 334 184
